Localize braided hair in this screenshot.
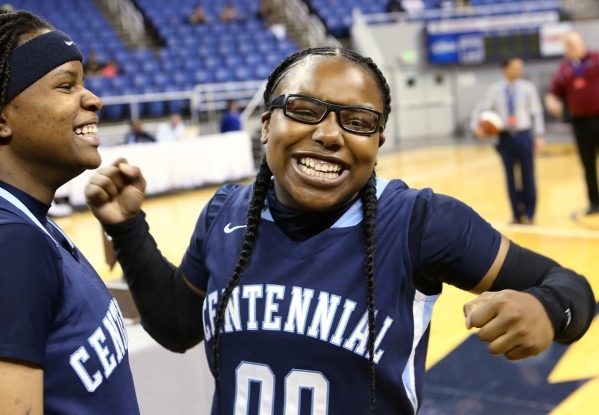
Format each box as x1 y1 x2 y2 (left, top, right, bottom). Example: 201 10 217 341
0 9 54 111
213 47 392 414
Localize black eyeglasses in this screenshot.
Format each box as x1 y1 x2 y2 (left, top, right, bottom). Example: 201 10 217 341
269 94 383 135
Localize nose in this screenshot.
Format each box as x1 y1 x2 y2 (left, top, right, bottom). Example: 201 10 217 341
82 89 102 112
312 111 343 151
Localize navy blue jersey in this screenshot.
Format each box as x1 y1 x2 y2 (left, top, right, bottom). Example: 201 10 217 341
181 178 500 414
0 183 140 415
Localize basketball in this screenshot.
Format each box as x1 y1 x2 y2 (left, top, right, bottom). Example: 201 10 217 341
478 110 504 136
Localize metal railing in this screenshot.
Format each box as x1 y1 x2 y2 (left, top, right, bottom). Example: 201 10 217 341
105 0 146 40
363 0 563 25
100 80 267 132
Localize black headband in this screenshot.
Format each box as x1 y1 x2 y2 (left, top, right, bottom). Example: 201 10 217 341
6 30 83 103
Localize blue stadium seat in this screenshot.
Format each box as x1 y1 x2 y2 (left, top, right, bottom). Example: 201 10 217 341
254 64 272 80
234 67 252 81
193 69 212 85
214 68 234 83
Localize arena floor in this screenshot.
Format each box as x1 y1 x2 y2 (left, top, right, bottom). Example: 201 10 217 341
55 136 599 415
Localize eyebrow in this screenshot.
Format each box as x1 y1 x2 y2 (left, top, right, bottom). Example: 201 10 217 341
52 69 79 78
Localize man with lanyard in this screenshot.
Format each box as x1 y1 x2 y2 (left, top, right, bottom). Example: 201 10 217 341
473 57 545 224
546 31 599 215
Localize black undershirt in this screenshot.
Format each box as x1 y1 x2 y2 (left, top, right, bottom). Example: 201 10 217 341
266 188 352 242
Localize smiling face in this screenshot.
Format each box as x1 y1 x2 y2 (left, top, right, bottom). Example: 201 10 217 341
261 56 386 211
0 36 102 200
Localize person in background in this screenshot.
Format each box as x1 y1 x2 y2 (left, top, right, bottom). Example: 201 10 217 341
102 58 120 79
386 0 405 12
545 31 599 215
83 50 104 77
473 58 545 225
220 100 242 133
266 13 287 41
219 3 237 23
125 119 156 144
155 113 185 143
188 4 208 25
256 0 271 20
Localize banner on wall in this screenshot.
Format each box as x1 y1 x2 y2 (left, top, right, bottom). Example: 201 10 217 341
539 22 574 57
426 10 566 65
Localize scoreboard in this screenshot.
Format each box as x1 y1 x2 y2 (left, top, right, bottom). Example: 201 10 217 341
426 11 572 65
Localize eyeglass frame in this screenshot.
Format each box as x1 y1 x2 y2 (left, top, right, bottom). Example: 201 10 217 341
268 93 385 135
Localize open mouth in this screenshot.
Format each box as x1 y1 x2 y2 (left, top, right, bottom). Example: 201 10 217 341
74 124 98 137
297 156 344 179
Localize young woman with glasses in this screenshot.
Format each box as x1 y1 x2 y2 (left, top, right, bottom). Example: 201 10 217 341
85 47 594 415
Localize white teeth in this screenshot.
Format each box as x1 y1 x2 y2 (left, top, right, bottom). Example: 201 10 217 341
297 157 344 179
75 124 98 136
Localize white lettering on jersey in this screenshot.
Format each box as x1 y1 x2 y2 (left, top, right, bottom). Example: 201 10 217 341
307 292 341 341
103 313 125 363
205 284 396 364
234 362 275 414
202 296 212 341
284 286 314 334
284 370 329 415
224 287 243 333
329 299 357 346
207 291 218 336
343 310 376 355
108 300 128 345
367 316 394 364
262 284 285 330
70 300 130 391
89 327 117 378
70 346 103 392
243 284 263 330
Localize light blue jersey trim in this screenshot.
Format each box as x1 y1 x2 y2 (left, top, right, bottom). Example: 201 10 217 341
331 178 390 228
0 188 59 247
402 291 440 413
260 178 391 228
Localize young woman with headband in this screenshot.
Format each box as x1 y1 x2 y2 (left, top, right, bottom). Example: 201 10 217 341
86 47 594 414
0 9 139 414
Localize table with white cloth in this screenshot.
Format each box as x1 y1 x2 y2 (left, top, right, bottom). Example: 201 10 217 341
57 131 256 206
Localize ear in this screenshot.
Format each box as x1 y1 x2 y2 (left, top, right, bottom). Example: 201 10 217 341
0 112 12 140
378 131 386 148
261 111 271 145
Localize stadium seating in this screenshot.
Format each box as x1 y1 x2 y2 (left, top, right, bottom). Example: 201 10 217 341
12 0 297 119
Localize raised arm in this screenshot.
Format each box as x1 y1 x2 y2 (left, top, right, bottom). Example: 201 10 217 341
85 160 205 352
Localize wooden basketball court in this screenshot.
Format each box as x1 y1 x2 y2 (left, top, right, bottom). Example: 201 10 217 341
54 140 599 414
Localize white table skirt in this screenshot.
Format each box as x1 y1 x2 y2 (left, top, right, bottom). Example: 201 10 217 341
57 131 256 206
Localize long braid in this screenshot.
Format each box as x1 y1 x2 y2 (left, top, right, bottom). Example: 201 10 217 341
212 156 272 399
0 9 54 111
360 171 378 415
214 46 391 414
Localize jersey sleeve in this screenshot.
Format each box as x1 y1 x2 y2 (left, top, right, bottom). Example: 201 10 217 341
411 189 502 291
0 224 62 367
180 184 241 291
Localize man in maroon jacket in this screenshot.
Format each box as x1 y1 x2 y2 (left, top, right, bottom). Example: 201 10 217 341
545 31 599 214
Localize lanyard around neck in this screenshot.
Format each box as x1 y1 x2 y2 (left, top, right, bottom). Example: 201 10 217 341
505 82 517 115
0 187 75 250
